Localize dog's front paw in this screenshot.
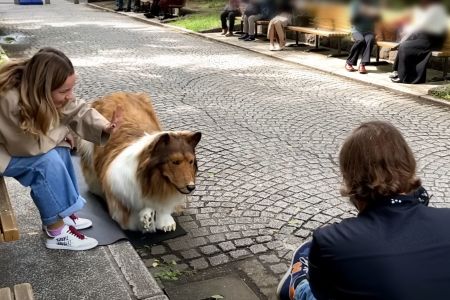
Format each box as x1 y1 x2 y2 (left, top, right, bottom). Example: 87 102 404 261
155 213 176 232
139 208 156 233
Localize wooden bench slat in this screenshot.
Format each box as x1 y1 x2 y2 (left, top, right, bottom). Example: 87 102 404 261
0 287 13 300
13 284 34 300
376 41 399 48
286 26 349 37
432 51 450 57
0 176 19 242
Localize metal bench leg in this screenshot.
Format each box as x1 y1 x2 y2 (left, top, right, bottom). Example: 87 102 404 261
444 57 449 82
376 45 380 63
328 37 348 57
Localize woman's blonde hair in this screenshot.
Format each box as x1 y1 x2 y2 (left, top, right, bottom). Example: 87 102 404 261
339 121 421 208
0 48 74 136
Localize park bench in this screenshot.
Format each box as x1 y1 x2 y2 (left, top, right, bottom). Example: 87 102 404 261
286 4 350 56
376 24 450 81
0 283 34 300
0 176 19 243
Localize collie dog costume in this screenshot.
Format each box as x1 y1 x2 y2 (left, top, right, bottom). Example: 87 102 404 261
79 92 201 232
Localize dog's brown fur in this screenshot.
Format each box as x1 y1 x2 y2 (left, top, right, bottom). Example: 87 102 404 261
79 92 201 232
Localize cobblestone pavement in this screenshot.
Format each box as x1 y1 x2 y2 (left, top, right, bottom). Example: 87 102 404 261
3 1 450 299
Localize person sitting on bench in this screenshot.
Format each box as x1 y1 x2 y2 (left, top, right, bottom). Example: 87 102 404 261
267 0 292 51
0 48 122 251
345 0 381 74
277 121 450 300
390 0 447 84
220 0 241 37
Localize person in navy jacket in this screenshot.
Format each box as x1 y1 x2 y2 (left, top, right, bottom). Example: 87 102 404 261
278 121 450 300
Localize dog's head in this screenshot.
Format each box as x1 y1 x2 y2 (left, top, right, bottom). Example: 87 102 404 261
145 131 202 194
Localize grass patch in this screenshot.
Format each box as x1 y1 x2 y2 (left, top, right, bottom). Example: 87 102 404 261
169 12 220 32
187 0 223 10
0 47 8 65
429 85 450 101
169 0 222 32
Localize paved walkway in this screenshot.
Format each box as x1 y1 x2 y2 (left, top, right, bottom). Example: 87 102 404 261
2 1 450 299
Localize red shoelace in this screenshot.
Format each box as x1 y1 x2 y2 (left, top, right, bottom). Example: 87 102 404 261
69 214 78 222
68 225 85 240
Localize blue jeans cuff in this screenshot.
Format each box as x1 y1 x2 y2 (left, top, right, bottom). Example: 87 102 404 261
41 195 86 226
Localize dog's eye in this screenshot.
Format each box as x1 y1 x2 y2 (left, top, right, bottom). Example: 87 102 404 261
189 160 194 165
172 160 181 165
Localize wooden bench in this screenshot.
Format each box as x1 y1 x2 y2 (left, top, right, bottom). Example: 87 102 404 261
0 176 19 243
376 26 450 81
286 4 351 56
0 283 34 300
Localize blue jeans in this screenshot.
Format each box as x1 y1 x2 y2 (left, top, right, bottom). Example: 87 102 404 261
1 147 85 225
294 279 316 300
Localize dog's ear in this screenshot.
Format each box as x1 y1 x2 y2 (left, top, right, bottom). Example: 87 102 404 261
153 133 170 150
186 132 201 148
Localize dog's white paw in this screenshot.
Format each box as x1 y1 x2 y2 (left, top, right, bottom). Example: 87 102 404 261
139 208 156 233
155 213 176 232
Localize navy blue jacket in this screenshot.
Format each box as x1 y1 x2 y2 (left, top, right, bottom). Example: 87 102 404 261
309 190 450 300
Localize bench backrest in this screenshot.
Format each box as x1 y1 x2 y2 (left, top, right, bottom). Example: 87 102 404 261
309 4 351 32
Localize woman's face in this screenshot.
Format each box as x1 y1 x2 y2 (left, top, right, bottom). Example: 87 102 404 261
51 73 76 109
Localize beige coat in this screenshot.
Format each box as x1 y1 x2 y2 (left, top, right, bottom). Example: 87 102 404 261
0 89 110 173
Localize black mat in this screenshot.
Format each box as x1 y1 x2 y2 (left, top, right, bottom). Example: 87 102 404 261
72 156 187 246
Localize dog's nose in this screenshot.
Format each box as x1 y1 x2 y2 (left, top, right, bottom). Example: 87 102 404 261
187 185 196 192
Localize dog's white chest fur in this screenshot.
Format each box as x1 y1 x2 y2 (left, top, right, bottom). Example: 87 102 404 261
106 133 158 211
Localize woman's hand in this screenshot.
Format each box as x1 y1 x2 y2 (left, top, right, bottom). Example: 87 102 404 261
104 106 123 134
65 133 77 149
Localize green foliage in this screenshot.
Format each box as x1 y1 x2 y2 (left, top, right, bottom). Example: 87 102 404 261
429 84 450 101
169 12 220 32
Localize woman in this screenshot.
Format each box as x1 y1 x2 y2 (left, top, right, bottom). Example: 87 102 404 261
278 121 450 300
391 0 447 84
220 0 241 37
267 1 292 51
345 0 380 74
0 48 122 251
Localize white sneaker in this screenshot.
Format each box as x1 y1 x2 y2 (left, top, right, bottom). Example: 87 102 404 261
269 44 275 51
274 44 281 51
389 71 399 79
63 214 92 230
46 225 98 251
42 214 92 232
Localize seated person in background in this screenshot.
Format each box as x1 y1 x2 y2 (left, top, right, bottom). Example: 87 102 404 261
345 0 380 74
277 121 450 300
239 0 274 41
220 0 241 37
267 0 293 51
390 0 447 84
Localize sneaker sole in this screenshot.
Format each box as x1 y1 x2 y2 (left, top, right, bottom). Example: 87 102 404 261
276 241 311 300
46 240 98 251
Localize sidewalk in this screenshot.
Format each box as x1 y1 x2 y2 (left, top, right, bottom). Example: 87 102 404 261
0 178 168 300
89 1 449 106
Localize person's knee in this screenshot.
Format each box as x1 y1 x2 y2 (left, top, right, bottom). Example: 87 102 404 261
248 15 257 22
366 35 375 45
